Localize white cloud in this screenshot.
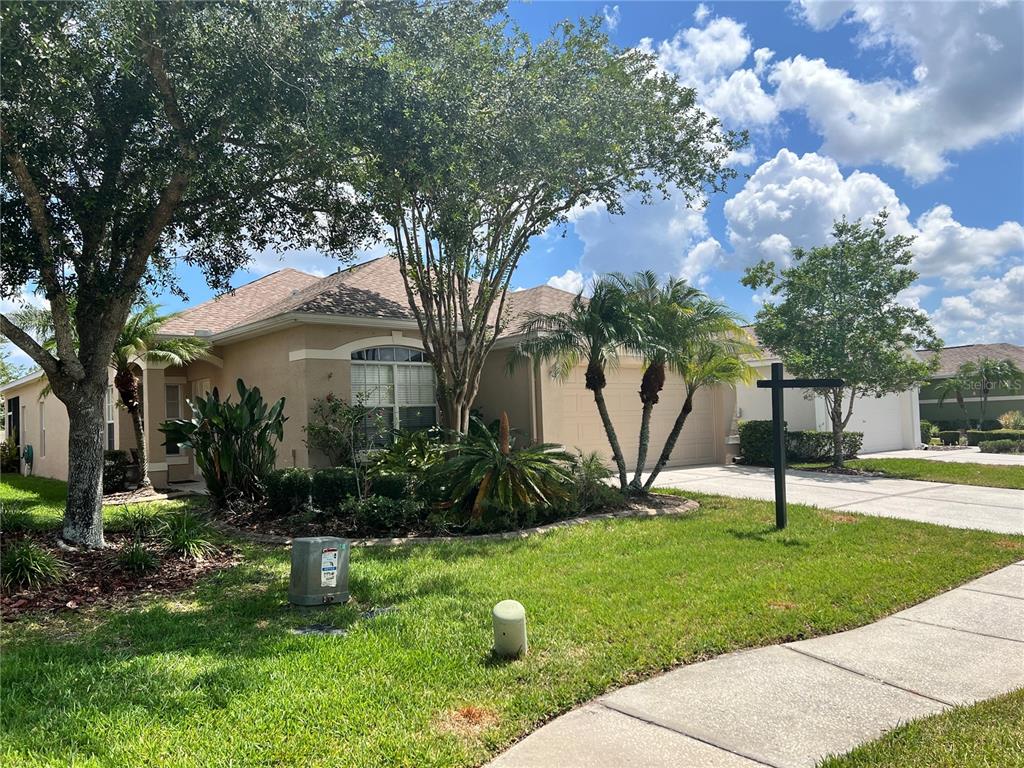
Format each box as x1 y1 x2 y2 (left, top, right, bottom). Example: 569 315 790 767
724 149 1024 282
639 17 777 128
693 3 710 24
602 4 620 31
778 1 1024 182
570 186 712 283
546 269 586 294
679 238 725 288
931 267 1024 345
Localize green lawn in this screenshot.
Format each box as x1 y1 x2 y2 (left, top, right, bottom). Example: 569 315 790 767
793 458 1024 490
821 688 1024 768
2 476 1023 767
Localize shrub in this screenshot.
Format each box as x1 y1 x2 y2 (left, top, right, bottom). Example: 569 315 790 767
265 468 312 517
433 414 573 519
919 419 936 444
310 467 360 511
367 427 450 476
117 540 159 574
160 379 285 507
1 540 67 591
304 393 376 466
566 451 619 514
102 450 131 493
116 507 158 536
738 420 861 464
997 410 1024 430
340 495 423 535
0 435 20 474
966 429 1024 446
937 430 963 446
158 511 218 560
978 439 1024 454
367 472 412 501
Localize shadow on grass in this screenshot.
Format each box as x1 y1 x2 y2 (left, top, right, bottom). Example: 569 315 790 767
727 526 809 548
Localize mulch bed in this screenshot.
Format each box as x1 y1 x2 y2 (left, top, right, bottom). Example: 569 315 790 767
1 531 239 621
218 493 698 547
802 466 886 478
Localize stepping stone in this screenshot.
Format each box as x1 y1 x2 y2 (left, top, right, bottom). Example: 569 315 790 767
894 586 1024 642
787 616 1024 705
488 703 760 768
601 645 944 768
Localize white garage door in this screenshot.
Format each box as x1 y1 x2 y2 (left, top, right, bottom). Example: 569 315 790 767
844 392 912 453
543 364 718 468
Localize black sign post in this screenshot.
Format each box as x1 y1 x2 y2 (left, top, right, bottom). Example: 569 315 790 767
756 362 844 529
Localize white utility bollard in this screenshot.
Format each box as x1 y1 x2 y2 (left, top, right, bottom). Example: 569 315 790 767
492 599 528 658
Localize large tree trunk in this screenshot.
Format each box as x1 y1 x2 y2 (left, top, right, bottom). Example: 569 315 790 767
631 363 665 490
63 387 106 548
643 390 694 492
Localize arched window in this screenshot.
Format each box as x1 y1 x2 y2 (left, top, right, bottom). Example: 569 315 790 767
350 346 436 438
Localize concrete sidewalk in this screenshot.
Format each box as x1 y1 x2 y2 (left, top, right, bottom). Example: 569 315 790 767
488 563 1024 768
650 465 1024 535
864 447 1024 466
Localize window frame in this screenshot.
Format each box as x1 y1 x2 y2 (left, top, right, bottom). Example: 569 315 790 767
350 346 436 435
105 386 116 450
165 383 183 456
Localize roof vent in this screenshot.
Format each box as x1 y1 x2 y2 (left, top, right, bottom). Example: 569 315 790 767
195 329 213 337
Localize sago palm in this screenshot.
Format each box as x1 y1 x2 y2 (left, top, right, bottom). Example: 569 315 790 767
15 303 208 488
508 278 634 490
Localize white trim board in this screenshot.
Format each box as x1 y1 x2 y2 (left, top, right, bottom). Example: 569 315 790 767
289 333 424 362
920 395 1023 405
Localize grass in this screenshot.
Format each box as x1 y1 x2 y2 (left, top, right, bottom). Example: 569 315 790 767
0 474 189 533
821 688 1024 768
2 475 1023 767
793 458 1024 490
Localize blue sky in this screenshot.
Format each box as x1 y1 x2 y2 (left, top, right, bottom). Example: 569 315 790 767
7 1 1021 372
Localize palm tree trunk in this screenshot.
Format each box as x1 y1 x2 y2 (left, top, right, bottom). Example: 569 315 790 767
643 391 694 492
631 400 655 491
131 407 151 488
592 386 629 490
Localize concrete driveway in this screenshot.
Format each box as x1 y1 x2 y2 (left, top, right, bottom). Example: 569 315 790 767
651 465 1024 535
864 447 1024 466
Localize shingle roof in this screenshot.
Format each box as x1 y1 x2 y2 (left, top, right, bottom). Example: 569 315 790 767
159 256 580 340
159 268 319 336
922 343 1024 377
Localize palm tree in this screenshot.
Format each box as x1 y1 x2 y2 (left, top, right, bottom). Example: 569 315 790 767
641 310 756 492
15 303 208 489
611 271 703 490
939 357 1024 429
509 279 634 490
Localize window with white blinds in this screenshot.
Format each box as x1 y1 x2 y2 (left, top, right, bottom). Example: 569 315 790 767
105 386 115 450
351 347 436 440
165 385 182 455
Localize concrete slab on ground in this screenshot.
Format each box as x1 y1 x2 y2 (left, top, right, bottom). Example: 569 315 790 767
649 465 1024 534
787 616 1024 705
864 447 1024 466
487 562 1024 768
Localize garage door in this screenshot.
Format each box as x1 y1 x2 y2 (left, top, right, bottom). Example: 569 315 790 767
543 363 718 468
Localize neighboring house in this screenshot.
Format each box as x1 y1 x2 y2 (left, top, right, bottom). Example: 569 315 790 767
732 355 922 456
1 256 921 484
917 343 1024 427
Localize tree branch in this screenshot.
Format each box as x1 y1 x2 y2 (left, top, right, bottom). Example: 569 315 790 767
0 314 59 379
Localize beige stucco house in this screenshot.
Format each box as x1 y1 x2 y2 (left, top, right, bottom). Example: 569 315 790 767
1 256 920 486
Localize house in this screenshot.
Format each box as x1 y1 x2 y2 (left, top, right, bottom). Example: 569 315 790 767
917 343 1024 428
1 257 921 485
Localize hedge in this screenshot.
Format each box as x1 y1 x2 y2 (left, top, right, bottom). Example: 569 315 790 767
102 450 131 493
965 429 1024 446
738 420 863 465
367 472 412 501
310 467 361 511
265 468 312 517
937 430 962 446
919 419 936 444
978 439 1024 454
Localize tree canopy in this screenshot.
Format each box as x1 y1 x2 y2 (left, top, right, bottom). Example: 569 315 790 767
743 212 942 465
359 7 744 431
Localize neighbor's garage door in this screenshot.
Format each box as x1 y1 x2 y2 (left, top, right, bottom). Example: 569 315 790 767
543 363 718 469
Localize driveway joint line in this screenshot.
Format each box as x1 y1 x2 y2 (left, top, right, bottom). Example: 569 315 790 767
780 645 955 707
892 615 1024 644
960 586 1024 601
595 699 783 768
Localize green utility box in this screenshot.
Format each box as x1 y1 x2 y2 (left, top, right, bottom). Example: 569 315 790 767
289 536 350 606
